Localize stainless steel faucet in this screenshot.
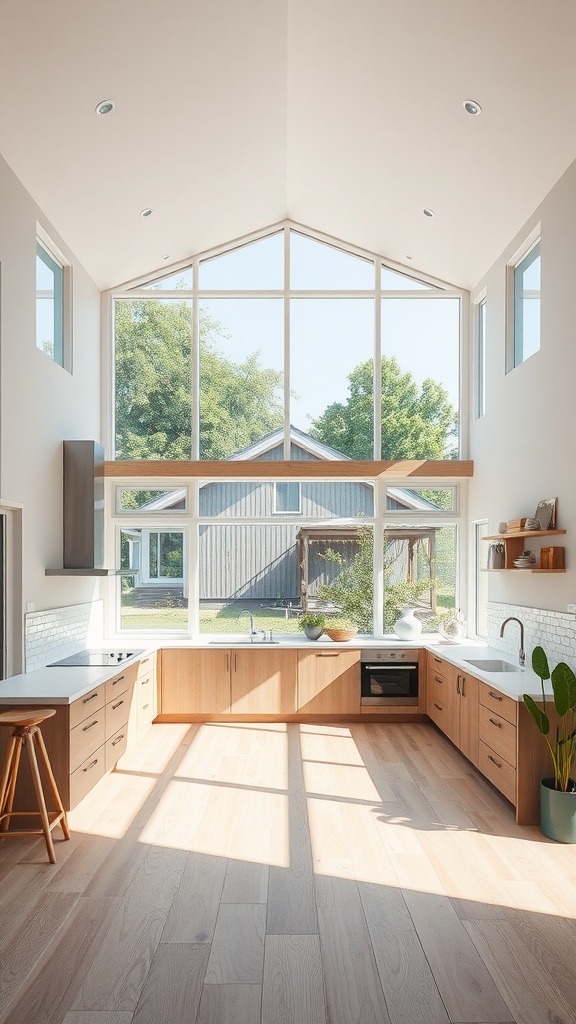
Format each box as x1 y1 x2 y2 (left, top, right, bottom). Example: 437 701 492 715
237 609 266 642
499 616 525 666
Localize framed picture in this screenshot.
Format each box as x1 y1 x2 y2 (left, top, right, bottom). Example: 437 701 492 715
534 497 557 531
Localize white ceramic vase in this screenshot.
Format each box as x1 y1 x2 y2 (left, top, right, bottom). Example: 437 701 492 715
393 608 422 640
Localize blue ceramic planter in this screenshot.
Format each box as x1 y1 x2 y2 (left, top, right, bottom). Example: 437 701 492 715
540 778 576 843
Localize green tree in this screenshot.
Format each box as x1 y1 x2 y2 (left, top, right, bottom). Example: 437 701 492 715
115 300 283 459
310 356 458 459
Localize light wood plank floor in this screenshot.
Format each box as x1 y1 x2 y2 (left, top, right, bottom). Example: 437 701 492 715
1 720 575 1024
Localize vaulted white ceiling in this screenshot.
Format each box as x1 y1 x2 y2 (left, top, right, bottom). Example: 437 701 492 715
1 0 575 290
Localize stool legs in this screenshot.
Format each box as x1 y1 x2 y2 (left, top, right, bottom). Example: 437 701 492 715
34 727 70 841
0 734 23 833
26 728 56 863
0 724 70 863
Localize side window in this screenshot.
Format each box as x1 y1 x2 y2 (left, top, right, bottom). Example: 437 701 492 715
36 231 71 369
473 294 486 419
508 237 540 369
274 482 301 514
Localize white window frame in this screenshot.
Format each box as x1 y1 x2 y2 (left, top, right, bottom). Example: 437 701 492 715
470 519 489 640
506 226 541 372
105 220 465 463
105 474 465 640
36 224 72 371
473 290 486 420
273 481 301 514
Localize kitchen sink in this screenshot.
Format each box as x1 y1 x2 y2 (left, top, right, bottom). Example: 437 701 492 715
464 658 523 673
209 639 280 645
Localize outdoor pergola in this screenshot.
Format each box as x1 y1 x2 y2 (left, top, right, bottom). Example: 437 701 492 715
296 525 440 614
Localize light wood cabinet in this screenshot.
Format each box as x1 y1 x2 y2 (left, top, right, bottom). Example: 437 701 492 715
161 647 298 716
297 649 360 714
230 648 297 714
161 648 231 714
427 655 554 824
426 653 478 765
0 657 150 812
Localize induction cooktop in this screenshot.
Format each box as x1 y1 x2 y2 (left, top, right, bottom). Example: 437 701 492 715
48 649 144 667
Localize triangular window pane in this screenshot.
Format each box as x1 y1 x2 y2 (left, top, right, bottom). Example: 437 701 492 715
139 269 193 290
199 233 284 289
291 232 373 289
381 266 436 290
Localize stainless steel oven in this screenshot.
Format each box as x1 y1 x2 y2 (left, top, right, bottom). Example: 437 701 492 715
360 649 419 705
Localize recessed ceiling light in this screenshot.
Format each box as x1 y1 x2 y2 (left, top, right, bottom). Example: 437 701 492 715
463 99 482 116
95 99 115 115
422 208 434 218
140 208 154 218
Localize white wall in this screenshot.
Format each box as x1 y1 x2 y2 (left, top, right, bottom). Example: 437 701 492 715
469 157 576 612
0 151 103 658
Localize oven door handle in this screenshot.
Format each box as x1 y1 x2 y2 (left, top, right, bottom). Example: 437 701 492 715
363 664 416 670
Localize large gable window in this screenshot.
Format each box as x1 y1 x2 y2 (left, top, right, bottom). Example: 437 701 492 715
112 224 462 464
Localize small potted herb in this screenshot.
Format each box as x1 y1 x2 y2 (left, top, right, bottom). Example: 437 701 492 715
523 645 576 842
298 612 326 641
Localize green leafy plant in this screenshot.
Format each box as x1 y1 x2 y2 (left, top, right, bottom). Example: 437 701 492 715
298 612 326 630
523 646 576 792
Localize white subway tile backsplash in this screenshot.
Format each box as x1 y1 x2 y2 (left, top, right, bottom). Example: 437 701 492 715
25 601 103 671
488 601 576 670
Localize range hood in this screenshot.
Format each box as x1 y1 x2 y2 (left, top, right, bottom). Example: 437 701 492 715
46 440 110 576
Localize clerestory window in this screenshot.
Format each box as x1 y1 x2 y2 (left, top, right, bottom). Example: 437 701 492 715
111 224 462 464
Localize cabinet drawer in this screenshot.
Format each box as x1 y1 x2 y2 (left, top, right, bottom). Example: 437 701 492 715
479 704 517 767
105 665 136 703
479 682 517 726
70 684 106 730
428 696 447 729
478 739 516 804
428 670 450 708
106 725 129 771
106 689 132 735
137 653 156 679
69 745 106 808
70 711 106 773
139 695 155 730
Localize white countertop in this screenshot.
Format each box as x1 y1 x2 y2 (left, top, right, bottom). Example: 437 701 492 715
0 636 547 706
0 650 154 705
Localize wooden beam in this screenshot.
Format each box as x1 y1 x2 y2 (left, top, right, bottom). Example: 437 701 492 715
105 459 473 479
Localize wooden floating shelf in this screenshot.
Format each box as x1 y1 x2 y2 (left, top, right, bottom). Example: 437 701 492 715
483 530 566 541
482 568 566 574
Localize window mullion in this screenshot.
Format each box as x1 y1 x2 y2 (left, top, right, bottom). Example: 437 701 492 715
374 261 382 460
283 226 291 460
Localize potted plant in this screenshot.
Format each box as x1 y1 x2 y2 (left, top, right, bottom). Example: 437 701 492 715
323 616 358 642
523 645 576 842
298 612 326 641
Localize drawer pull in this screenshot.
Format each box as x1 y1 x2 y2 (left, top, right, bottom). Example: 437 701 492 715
487 754 502 769
83 759 99 773
316 652 340 657
83 693 99 705
112 734 125 746
140 657 150 666
141 678 149 685
433 702 443 711
433 656 442 664
456 675 461 694
82 719 99 732
488 717 502 728
112 675 125 686
143 703 150 710
112 700 124 710
488 690 503 701
461 677 466 697
434 676 443 684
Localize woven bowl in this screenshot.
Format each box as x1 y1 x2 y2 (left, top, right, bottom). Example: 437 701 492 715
324 627 358 642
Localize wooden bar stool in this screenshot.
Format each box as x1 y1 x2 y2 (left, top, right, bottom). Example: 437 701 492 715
0 708 70 863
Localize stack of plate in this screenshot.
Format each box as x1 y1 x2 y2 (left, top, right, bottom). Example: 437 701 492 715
513 554 536 568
